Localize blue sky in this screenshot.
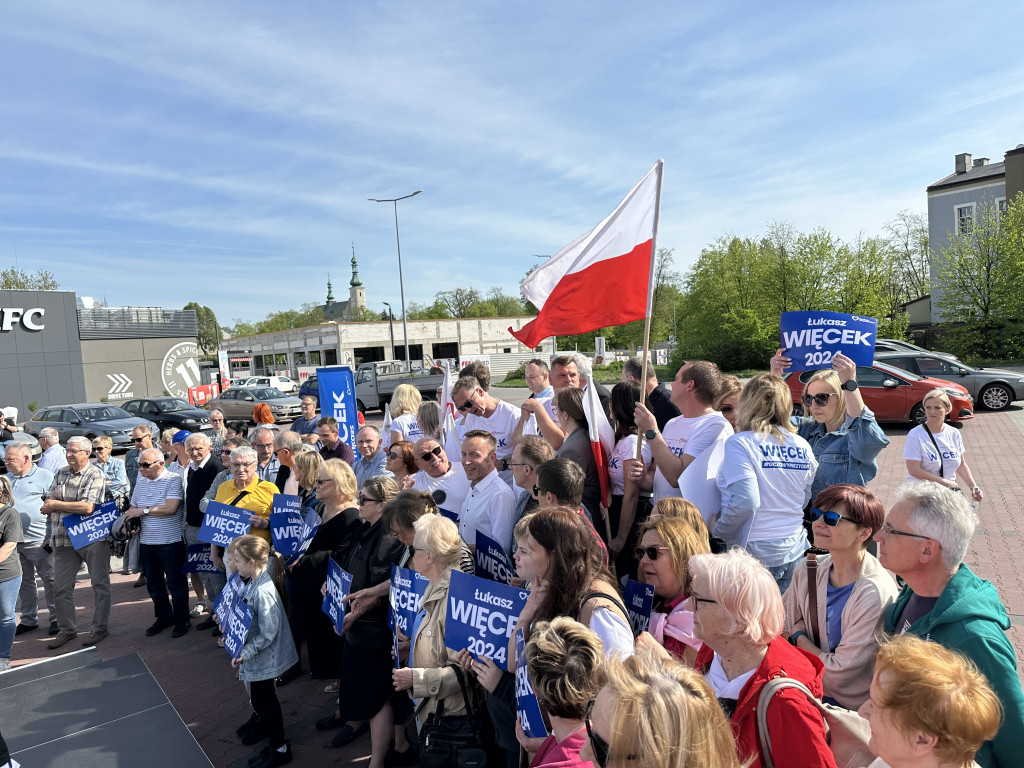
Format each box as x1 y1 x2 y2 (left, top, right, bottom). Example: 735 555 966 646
3 2 1023 326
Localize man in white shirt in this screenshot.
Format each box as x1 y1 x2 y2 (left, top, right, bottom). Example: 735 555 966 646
124 448 188 637
458 430 517 554
634 360 733 503
37 428 69 474
452 376 520 485
410 437 469 517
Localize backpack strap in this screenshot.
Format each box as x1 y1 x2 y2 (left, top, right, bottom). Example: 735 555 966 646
580 590 630 625
756 677 819 768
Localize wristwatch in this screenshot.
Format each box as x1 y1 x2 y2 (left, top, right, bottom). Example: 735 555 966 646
841 380 859 392
789 630 807 646
143 508 151 517
644 429 658 441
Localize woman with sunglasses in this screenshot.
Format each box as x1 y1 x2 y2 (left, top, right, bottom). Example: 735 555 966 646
633 514 709 666
714 373 818 593
385 440 417 489
689 548 836 768
771 349 889 502
782 484 898 709
714 375 743 431
91 436 130 511
904 389 983 503
606 382 654 577
580 648 742 768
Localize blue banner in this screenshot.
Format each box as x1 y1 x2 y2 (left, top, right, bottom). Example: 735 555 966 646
439 507 459 524
388 564 430 634
475 530 514 585
321 557 353 636
780 311 878 371
214 572 245 628
514 628 548 739
289 508 321 565
63 500 120 550
316 365 359 455
197 501 253 547
269 493 303 557
444 569 529 671
182 544 219 574
224 598 253 661
624 579 655 637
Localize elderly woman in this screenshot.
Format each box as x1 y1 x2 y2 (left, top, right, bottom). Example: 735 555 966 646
554 387 603 530
580 648 742 768
0 476 23 672
715 374 743 431
522 617 604 768
904 389 982 502
689 548 835 768
388 384 423 446
634 514 709 665
783 484 898 709
391 514 465 765
715 373 818 593
607 381 654 577
208 409 227 454
860 635 1001 768
213 446 277 544
385 440 417 488
771 350 889 502
91 436 130 510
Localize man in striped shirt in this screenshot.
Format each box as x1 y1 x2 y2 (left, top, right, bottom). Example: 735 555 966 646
124 448 188 638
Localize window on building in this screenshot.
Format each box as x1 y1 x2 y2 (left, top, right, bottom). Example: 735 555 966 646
325 349 338 365
955 203 975 234
309 350 322 366
997 198 1008 217
293 351 306 367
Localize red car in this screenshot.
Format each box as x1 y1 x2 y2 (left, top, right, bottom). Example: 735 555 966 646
784 361 974 424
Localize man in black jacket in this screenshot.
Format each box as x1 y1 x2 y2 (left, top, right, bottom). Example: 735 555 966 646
181 432 223 629
622 355 680 430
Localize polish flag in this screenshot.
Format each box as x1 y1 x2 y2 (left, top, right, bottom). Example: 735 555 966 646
510 161 663 349
583 380 615 511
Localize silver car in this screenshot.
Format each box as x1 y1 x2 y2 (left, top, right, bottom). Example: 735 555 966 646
874 352 1024 411
0 432 43 473
25 403 159 449
205 386 303 422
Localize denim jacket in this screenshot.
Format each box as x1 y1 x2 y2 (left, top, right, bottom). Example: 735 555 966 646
792 405 889 501
238 567 298 682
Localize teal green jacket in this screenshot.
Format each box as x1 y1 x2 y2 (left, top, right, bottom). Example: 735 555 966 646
883 564 1024 768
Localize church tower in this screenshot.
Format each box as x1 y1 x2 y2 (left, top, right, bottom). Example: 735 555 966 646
347 243 366 318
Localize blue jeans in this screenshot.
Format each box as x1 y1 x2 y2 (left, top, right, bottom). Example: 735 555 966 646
764 557 801 596
1 575 23 661
141 541 189 627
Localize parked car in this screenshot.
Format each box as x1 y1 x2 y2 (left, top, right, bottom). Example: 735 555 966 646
121 397 214 434
784 361 974 424
873 338 959 362
298 374 318 402
874 351 1024 411
0 432 43 473
235 375 298 394
25 404 159 449
204 387 303 423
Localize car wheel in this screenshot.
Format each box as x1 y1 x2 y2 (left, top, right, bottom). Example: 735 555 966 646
909 403 926 424
356 400 367 416
979 383 1012 411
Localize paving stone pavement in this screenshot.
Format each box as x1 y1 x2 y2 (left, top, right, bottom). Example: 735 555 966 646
8 403 1024 765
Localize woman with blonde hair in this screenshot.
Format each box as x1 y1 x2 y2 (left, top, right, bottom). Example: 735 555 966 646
715 373 817 593
388 384 423 446
860 634 1002 768
416 400 441 440
714 374 743 430
903 389 982 502
291 450 324 511
580 648 742 768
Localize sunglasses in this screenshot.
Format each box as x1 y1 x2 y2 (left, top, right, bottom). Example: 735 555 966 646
139 460 164 469
132 437 149 443
585 700 634 768
720 405 735 414
633 545 671 562
419 445 443 462
802 392 836 408
315 478 333 485
387 452 399 460
358 493 381 505
810 507 859 527
455 392 478 412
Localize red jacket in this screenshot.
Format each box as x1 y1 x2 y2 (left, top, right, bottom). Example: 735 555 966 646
695 638 836 768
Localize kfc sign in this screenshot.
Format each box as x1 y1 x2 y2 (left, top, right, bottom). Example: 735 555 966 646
0 307 45 331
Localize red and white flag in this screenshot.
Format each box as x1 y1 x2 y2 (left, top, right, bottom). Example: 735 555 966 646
583 380 615 510
510 161 663 349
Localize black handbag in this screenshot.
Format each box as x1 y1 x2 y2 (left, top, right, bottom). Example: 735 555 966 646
418 664 490 768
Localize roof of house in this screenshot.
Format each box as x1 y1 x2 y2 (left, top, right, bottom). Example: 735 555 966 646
927 160 1005 193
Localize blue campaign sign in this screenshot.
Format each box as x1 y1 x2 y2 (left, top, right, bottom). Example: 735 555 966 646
475 530 514 585
288 508 321 565
321 557 353 635
623 579 656 637
780 311 878 371
514 628 548 739
214 573 245 627
316 365 359 455
444 569 529 671
438 507 459 524
182 544 219 574
63 500 120 550
270 494 303 557
388 564 430 635
198 501 253 547
224 599 253 661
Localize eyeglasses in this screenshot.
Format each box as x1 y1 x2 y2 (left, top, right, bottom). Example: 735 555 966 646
358 493 381 505
802 392 836 408
66 448 89 454
689 591 717 606
132 436 148 443
230 461 256 469
633 545 671 562
314 478 333 485
585 700 634 768
139 460 164 469
810 507 859 527
419 445 443 462
254 443 273 450
273 448 289 456
880 521 941 547
408 545 417 555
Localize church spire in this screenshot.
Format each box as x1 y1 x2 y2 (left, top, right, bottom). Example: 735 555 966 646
350 242 363 288
326 274 335 305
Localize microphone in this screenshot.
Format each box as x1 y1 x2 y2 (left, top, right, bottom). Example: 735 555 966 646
431 490 447 505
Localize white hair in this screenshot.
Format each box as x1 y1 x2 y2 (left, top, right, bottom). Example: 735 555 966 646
896 482 977 570
39 427 60 443
231 445 257 465
568 352 593 383
185 432 212 448
67 435 92 452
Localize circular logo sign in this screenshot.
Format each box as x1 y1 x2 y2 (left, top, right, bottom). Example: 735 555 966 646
162 342 201 399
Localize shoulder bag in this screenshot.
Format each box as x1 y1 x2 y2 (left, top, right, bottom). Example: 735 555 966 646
418 663 491 768
806 553 822 648
756 676 874 768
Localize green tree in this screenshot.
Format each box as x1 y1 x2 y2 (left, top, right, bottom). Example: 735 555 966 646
884 210 931 301
406 299 450 320
436 287 483 318
1 267 59 290
347 305 381 322
184 302 221 354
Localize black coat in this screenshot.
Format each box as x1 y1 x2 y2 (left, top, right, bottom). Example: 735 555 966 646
184 456 224 527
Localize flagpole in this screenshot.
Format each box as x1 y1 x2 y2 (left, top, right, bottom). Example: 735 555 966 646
636 159 664 464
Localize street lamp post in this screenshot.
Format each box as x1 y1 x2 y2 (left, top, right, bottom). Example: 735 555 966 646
382 301 396 363
369 190 421 371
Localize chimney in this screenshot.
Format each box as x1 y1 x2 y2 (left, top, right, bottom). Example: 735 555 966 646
973 157 989 167
955 153 972 173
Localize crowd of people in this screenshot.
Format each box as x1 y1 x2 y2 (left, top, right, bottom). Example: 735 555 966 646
2 351 1022 768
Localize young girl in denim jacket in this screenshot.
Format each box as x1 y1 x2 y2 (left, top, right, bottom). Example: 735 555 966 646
228 535 298 768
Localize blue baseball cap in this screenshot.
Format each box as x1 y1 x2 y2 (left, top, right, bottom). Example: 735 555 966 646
172 430 192 444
